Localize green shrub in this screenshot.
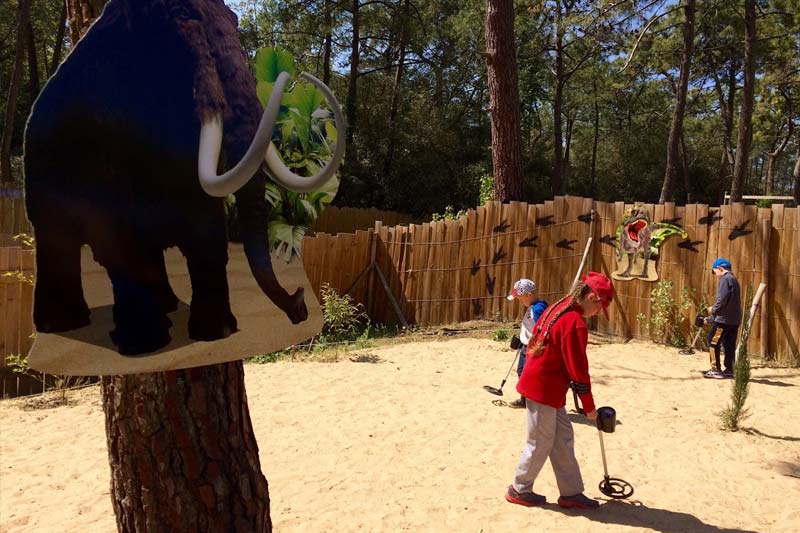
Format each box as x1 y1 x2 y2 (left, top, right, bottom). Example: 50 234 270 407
319 283 369 343
492 329 510 342
720 287 754 431
637 281 694 346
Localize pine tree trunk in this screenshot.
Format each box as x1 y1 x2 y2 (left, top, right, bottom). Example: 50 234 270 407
382 0 411 180
49 3 68 76
322 0 333 85
659 0 694 204
24 6 40 95
730 0 756 202
485 0 523 202
0 0 29 184
551 1 564 197
792 142 800 204
345 0 361 172
66 0 107 44
63 2 274 530
101 363 271 532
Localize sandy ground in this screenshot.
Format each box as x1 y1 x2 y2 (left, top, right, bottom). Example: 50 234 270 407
1 337 799 532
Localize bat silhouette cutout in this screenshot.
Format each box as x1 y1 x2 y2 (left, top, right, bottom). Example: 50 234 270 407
519 236 538 247
486 275 496 295
599 235 617 247
492 246 507 264
472 299 481 315
470 259 481 276
728 220 752 240
578 212 593 224
536 215 555 227
699 210 722 226
493 220 511 233
556 239 578 250
677 238 703 253
660 217 682 225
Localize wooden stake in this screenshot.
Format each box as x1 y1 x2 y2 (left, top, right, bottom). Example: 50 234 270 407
569 235 594 293
759 217 771 358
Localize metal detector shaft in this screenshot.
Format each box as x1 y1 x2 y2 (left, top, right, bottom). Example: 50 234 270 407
497 350 520 391
598 430 610 477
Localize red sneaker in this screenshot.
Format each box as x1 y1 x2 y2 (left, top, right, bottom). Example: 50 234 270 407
557 493 600 509
505 485 546 507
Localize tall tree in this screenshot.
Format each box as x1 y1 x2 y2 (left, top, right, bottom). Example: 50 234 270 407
658 0 695 204
0 0 29 184
730 0 756 202
60 1 273 529
484 0 523 201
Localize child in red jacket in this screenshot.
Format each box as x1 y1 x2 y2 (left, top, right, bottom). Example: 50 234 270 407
505 272 614 510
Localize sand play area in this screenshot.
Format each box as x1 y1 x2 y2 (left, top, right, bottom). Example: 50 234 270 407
1 336 799 532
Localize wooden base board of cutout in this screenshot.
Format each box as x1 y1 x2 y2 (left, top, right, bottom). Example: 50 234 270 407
28 244 321 376
611 255 659 282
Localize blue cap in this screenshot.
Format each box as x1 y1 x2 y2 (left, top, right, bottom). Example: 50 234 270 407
712 258 732 270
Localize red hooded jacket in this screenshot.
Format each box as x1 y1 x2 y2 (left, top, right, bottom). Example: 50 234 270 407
516 300 596 413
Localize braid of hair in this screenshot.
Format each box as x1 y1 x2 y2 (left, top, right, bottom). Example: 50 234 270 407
527 282 589 356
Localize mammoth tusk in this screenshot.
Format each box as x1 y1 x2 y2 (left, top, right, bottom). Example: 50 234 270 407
263 72 347 193
197 72 291 197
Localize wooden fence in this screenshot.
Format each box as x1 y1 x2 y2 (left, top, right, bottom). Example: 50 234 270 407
0 234 36 396
0 187 32 235
303 196 800 365
309 206 419 235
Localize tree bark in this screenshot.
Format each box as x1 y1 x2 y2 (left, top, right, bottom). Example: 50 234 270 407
24 5 40 95
590 79 599 198
551 0 565 197
62 2 274 530
0 0 29 185
730 0 756 202
65 0 107 45
792 139 800 204
49 2 68 76
322 0 333 85
345 0 361 172
659 0 694 204
101 364 270 532
680 132 692 203
485 0 523 202
382 0 411 180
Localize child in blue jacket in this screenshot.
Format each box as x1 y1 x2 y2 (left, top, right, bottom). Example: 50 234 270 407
506 279 548 408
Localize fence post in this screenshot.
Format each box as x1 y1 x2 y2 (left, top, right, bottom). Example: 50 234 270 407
760 216 771 358
366 221 381 318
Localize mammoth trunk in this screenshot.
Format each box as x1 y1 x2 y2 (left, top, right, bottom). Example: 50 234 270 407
235 179 308 325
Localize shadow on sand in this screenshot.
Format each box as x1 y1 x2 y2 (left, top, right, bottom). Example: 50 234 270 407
548 499 757 533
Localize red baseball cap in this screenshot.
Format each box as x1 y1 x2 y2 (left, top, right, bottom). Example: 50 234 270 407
581 272 614 319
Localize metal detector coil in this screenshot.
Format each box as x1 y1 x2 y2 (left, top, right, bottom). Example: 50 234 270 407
596 406 634 499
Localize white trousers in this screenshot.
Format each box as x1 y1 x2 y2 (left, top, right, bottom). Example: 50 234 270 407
512 399 584 496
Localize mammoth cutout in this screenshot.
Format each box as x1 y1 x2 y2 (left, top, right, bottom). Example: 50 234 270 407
611 206 687 282
24 0 344 376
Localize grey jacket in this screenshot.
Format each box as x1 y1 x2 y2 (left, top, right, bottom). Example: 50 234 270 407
711 272 742 326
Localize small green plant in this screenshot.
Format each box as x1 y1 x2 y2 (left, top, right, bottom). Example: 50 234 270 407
319 283 369 343
492 329 510 342
5 352 87 406
639 281 694 346
720 288 754 431
431 205 467 222
479 174 494 205
248 349 291 364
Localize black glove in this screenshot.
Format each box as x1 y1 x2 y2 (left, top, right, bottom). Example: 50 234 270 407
510 335 522 350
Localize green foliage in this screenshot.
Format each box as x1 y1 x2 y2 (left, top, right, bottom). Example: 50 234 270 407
252 47 340 261
5 352 88 407
248 349 291 364
319 283 369 343
720 287 754 431
430 205 467 222
479 175 494 205
638 282 695 346
491 329 510 342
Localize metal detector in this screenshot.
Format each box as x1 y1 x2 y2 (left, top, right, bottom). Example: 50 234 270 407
483 349 520 397
596 406 634 499
679 314 708 355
